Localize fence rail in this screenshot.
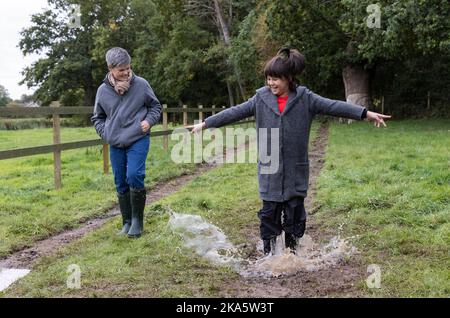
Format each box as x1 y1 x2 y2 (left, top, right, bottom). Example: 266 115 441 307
0 139 104 160
0 103 254 189
0 107 221 117
0 107 93 117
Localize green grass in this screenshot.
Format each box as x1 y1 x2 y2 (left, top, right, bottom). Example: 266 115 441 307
0 122 259 257
0 124 198 257
5 119 448 298
2 140 261 297
2 122 320 297
314 119 450 297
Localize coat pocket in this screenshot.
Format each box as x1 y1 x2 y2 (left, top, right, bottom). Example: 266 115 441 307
104 119 111 141
294 162 310 192
124 118 145 136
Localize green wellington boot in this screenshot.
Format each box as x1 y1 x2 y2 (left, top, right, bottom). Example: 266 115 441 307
117 191 132 236
127 188 147 238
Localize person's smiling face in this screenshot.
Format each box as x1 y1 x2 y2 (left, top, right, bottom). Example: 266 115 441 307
267 76 289 96
109 64 131 81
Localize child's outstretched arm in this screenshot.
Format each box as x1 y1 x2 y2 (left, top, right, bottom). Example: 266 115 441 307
187 96 256 133
307 89 391 127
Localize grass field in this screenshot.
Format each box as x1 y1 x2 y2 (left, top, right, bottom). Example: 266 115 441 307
1 119 448 297
0 123 197 257
1 120 275 297
0 122 257 258
314 119 449 297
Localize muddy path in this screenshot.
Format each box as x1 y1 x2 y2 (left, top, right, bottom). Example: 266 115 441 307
0 139 253 270
220 122 367 297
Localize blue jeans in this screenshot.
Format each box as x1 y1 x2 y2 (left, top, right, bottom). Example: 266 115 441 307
110 135 150 194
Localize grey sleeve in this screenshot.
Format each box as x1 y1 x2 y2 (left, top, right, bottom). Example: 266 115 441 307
307 89 365 120
204 95 256 128
91 90 106 139
144 83 162 127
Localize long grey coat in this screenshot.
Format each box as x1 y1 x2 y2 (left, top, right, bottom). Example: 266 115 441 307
204 85 365 202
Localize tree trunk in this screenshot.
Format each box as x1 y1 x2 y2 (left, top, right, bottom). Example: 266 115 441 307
342 64 371 108
226 80 235 107
213 0 247 100
234 71 246 101
214 0 231 44
84 85 96 125
341 64 371 124
84 86 96 106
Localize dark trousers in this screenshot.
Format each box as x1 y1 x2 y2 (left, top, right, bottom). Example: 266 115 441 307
257 197 307 240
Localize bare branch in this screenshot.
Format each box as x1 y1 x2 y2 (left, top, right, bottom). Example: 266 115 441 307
184 0 215 16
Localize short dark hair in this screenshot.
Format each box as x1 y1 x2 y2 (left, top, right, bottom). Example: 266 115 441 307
264 48 306 91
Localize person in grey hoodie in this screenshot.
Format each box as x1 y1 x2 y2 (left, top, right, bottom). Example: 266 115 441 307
91 47 162 238
189 48 391 255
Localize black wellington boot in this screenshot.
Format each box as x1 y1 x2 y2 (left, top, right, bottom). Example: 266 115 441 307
127 188 146 238
117 191 131 236
285 232 299 254
263 237 277 255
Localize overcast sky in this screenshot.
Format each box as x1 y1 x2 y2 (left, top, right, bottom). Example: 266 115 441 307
0 0 50 100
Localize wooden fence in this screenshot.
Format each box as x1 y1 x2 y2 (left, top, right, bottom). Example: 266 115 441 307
0 102 254 189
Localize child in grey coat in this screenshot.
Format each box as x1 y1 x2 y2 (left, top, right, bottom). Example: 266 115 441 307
190 48 391 255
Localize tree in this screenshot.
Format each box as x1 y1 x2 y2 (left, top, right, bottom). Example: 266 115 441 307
184 0 256 104
19 0 138 106
231 0 450 110
19 94 36 104
130 0 230 107
19 0 233 109
0 85 12 106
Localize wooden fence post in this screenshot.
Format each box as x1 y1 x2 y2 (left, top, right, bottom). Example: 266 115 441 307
199 105 203 122
427 91 431 110
163 104 168 152
381 96 385 114
103 144 109 174
183 104 188 126
50 101 62 189
210 105 216 141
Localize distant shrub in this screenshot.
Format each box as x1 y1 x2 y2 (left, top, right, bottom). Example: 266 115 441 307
0 116 91 130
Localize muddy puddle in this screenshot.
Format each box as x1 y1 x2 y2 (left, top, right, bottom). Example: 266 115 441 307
168 212 357 278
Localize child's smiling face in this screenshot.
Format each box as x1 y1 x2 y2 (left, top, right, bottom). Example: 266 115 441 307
267 76 290 96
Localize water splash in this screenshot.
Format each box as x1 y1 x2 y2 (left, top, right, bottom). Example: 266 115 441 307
168 212 357 278
241 234 358 278
168 213 243 270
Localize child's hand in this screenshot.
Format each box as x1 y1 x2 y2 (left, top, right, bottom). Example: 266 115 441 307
366 111 392 128
185 122 206 134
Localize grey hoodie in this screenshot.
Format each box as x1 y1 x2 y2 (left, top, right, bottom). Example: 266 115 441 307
91 75 162 148
205 85 366 202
